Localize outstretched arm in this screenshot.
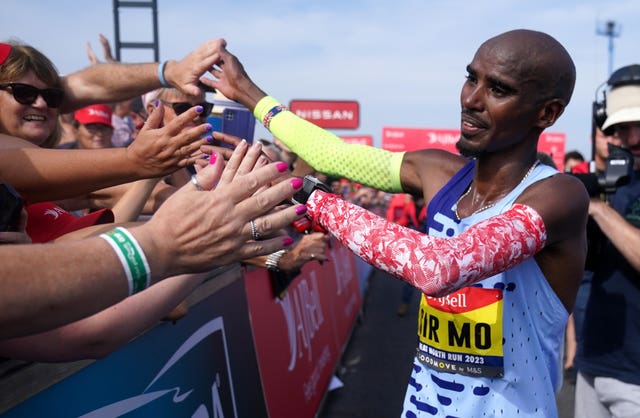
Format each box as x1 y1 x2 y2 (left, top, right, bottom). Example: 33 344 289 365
0 272 208 361
0 104 207 202
204 42 405 193
306 190 546 297
60 39 225 112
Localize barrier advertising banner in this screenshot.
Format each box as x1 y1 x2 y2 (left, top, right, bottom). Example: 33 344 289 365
537 132 566 170
382 127 460 153
340 135 373 146
243 240 362 418
2 274 267 418
383 127 566 168
289 100 359 129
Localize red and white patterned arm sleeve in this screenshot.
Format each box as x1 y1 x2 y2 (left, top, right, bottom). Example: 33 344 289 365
307 191 547 297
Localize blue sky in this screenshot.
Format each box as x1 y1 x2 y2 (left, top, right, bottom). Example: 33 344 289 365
4 0 640 159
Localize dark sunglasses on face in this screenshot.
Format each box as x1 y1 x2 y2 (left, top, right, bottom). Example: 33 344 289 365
162 100 214 116
0 82 64 108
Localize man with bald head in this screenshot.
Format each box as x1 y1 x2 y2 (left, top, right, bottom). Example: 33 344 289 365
207 29 588 417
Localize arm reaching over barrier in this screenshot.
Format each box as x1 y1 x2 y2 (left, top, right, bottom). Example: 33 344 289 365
307 190 546 297
204 45 405 193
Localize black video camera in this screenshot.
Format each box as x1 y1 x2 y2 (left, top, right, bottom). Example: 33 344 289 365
572 143 634 197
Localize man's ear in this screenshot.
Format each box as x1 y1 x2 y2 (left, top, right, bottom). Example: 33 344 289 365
537 99 565 128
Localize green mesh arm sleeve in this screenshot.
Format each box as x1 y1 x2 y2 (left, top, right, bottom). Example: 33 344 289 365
255 96 405 192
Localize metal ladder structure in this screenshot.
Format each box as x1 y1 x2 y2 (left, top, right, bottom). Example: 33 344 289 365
112 0 159 62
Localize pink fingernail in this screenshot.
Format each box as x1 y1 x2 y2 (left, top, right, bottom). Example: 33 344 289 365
209 152 217 165
295 205 307 215
291 178 303 188
276 162 288 172
283 237 295 247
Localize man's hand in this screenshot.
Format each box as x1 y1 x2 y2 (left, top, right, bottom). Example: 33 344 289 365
86 34 116 65
165 39 226 97
279 232 330 270
200 40 268 112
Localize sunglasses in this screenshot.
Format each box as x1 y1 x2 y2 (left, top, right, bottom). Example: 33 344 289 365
0 82 64 108
162 101 214 116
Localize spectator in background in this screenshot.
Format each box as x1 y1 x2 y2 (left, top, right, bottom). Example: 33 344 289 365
59 104 114 149
144 86 214 130
564 150 585 172
573 64 640 418
351 186 378 211
110 99 136 147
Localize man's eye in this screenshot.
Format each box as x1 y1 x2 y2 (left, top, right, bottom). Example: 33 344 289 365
491 86 507 95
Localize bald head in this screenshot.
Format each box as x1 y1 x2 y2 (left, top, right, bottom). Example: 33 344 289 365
480 29 576 105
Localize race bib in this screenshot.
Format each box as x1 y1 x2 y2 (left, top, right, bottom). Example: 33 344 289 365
416 287 504 378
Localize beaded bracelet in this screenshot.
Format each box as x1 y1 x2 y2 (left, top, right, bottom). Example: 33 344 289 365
262 104 287 130
100 227 151 295
157 60 170 87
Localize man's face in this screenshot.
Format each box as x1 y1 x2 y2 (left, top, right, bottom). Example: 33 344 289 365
613 121 640 169
457 41 541 157
159 90 207 127
77 122 114 149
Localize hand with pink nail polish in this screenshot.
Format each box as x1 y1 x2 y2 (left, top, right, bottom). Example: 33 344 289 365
137 141 307 276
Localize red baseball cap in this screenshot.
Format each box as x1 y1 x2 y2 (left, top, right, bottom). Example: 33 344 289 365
0 43 11 65
26 202 114 243
74 104 113 127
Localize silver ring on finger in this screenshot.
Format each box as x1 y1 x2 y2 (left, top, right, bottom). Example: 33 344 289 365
190 174 204 191
250 219 262 240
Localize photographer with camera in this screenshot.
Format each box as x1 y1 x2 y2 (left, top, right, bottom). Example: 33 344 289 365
573 64 640 418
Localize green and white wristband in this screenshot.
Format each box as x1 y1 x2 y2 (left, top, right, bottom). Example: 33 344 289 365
100 227 151 295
